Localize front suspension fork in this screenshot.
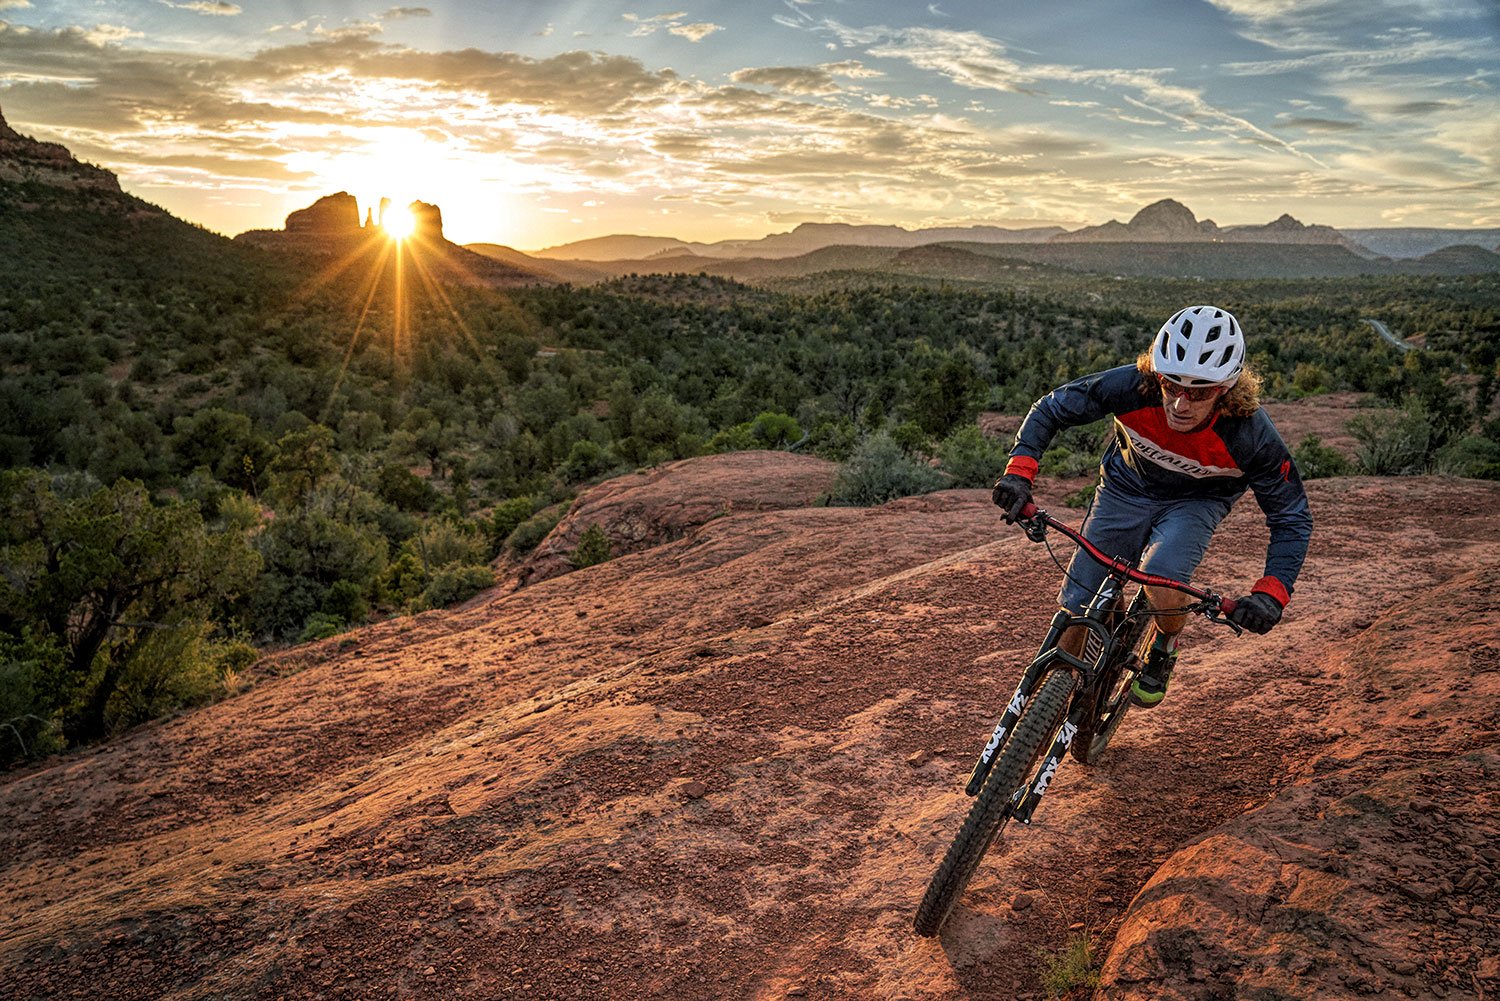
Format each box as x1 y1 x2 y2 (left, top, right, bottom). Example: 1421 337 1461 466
964 610 1086 796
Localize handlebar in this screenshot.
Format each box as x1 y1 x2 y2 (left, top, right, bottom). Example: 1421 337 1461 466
1016 502 1239 620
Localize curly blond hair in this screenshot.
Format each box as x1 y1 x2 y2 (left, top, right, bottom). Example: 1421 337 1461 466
1135 352 1262 418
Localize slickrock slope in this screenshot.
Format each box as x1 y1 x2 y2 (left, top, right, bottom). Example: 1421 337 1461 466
2 460 1498 1001
512 451 839 587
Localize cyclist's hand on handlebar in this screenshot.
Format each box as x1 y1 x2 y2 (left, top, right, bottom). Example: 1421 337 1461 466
991 473 1033 525
1228 591 1282 634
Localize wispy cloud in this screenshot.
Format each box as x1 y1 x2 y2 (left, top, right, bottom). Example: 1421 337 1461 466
624 12 721 41
378 7 432 19
827 22 1327 165
161 0 242 15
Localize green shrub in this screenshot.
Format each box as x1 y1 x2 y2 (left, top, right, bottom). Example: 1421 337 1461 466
0 630 67 766
406 518 487 569
937 424 1007 488
322 579 368 625
508 506 565 554
377 463 436 512
376 552 428 606
570 522 613 568
830 432 946 506
299 612 344 643
807 418 859 461
489 497 534 553
746 411 802 448
1348 406 1431 475
891 420 930 458
1293 434 1355 479
1038 932 1102 998
421 564 495 607
1433 436 1500 478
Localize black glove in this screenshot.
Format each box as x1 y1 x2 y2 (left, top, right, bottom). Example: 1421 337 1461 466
991 473 1033 525
1228 591 1283 634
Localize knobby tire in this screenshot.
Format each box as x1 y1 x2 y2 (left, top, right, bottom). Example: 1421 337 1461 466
912 668 1076 937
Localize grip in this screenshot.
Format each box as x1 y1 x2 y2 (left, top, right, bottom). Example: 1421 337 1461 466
1019 502 1039 519
1219 597 1238 616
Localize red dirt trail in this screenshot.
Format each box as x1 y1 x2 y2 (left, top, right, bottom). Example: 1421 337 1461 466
2 449 1498 1001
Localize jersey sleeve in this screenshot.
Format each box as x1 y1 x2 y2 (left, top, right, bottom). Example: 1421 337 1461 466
1005 366 1145 480
1238 412 1313 602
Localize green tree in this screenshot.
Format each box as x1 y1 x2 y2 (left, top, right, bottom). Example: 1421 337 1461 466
0 472 260 747
268 424 337 509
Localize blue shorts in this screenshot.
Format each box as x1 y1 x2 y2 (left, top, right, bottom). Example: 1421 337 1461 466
1057 483 1232 614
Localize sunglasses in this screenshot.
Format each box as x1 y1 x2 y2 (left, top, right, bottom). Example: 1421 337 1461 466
1157 376 1225 402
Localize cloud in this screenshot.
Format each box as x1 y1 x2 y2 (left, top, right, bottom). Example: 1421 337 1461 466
161 0 243 15
85 24 145 44
1388 100 1458 115
1203 0 1488 50
731 66 840 95
1221 36 1489 76
379 7 432 19
829 22 1326 164
669 22 721 41
0 0 33 9
822 59 882 79
623 12 721 41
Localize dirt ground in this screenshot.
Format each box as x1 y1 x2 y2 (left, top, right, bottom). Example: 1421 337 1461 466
3 426 1498 1000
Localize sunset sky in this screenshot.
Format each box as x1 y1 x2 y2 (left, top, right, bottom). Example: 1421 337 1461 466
1 0 1496 249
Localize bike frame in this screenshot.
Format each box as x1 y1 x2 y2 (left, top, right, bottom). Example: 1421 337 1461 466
963 503 1240 821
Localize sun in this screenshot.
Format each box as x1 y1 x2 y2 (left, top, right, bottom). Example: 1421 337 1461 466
385 204 417 241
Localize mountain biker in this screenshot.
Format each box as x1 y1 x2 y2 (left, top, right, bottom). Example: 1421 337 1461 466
990 305 1312 707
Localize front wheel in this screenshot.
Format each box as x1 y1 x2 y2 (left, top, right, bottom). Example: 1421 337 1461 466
912 668 1076 937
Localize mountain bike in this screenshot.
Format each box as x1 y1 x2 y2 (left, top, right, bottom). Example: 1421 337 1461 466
912 502 1243 937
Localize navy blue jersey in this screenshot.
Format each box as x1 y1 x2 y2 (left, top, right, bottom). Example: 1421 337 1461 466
1006 365 1312 602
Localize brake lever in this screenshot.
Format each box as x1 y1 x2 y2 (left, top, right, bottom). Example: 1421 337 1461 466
1203 605 1244 636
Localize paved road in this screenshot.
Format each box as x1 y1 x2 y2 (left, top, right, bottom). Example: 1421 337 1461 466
1365 318 1416 352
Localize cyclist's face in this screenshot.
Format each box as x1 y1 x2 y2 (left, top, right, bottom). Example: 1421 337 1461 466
1159 377 1225 432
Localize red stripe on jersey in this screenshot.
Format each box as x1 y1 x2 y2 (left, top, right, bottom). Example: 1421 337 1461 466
1117 405 1241 474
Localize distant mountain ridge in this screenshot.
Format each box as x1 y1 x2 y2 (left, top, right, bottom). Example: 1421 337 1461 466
527 220 1065 261
521 199 1500 267
1049 199 1376 256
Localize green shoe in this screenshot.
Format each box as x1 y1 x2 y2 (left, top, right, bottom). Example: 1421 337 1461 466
1129 648 1176 708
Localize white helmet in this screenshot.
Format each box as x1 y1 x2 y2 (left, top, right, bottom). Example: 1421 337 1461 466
1152 305 1245 386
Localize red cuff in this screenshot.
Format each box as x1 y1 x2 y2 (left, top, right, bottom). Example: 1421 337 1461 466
1005 455 1039 482
1251 576 1290 607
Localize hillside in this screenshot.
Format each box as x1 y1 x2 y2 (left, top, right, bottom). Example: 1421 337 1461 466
3 441 1498 1000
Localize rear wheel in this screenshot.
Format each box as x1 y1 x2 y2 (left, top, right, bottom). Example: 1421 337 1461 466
912 668 1076 937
